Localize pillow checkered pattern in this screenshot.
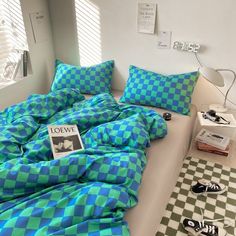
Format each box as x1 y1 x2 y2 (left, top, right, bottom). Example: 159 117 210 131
51 60 114 95
120 65 199 115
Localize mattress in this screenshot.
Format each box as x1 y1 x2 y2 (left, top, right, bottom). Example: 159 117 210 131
0 90 196 235
86 90 197 236
111 90 197 236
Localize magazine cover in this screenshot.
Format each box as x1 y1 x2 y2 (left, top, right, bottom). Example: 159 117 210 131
48 125 84 159
195 128 230 150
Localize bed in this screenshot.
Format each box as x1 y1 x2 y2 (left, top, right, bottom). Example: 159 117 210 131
0 89 196 236
0 89 169 235
0 61 198 235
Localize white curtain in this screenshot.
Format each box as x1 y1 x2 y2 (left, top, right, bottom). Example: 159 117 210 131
0 0 28 82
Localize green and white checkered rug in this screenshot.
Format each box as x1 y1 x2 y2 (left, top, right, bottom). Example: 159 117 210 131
156 156 236 236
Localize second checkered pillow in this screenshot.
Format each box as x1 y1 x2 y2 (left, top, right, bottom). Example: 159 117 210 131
120 65 199 115
51 60 114 95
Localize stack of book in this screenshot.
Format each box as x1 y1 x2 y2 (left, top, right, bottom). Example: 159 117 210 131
195 128 230 156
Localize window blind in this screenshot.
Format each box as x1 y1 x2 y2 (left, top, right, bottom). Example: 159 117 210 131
0 0 28 82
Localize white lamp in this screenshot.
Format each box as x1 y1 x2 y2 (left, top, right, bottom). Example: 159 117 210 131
198 67 236 112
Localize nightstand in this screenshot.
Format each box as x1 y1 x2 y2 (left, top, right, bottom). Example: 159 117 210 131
188 108 236 168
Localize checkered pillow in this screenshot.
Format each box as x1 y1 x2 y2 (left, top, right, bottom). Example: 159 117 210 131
120 65 199 115
51 60 114 95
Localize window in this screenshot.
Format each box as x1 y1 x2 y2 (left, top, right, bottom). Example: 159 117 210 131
0 0 28 84
75 0 102 66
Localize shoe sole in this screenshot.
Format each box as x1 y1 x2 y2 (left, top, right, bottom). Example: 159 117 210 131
187 231 228 236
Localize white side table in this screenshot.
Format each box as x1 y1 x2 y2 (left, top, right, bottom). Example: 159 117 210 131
188 108 236 168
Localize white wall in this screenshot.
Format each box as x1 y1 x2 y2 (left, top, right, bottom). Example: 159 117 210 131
0 0 55 110
48 0 79 65
51 0 236 110
95 0 236 110
31 0 236 111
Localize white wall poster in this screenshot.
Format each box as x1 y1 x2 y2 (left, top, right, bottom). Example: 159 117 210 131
29 11 49 43
137 3 157 34
157 31 172 49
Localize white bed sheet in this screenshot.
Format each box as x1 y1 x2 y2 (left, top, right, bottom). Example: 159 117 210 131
85 90 197 236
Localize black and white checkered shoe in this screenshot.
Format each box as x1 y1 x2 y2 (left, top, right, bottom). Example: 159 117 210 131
183 218 227 236
191 179 227 196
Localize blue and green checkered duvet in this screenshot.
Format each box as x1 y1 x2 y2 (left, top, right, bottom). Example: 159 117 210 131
0 89 167 236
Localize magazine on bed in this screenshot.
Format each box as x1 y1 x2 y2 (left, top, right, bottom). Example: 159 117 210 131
48 125 84 159
195 128 230 151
